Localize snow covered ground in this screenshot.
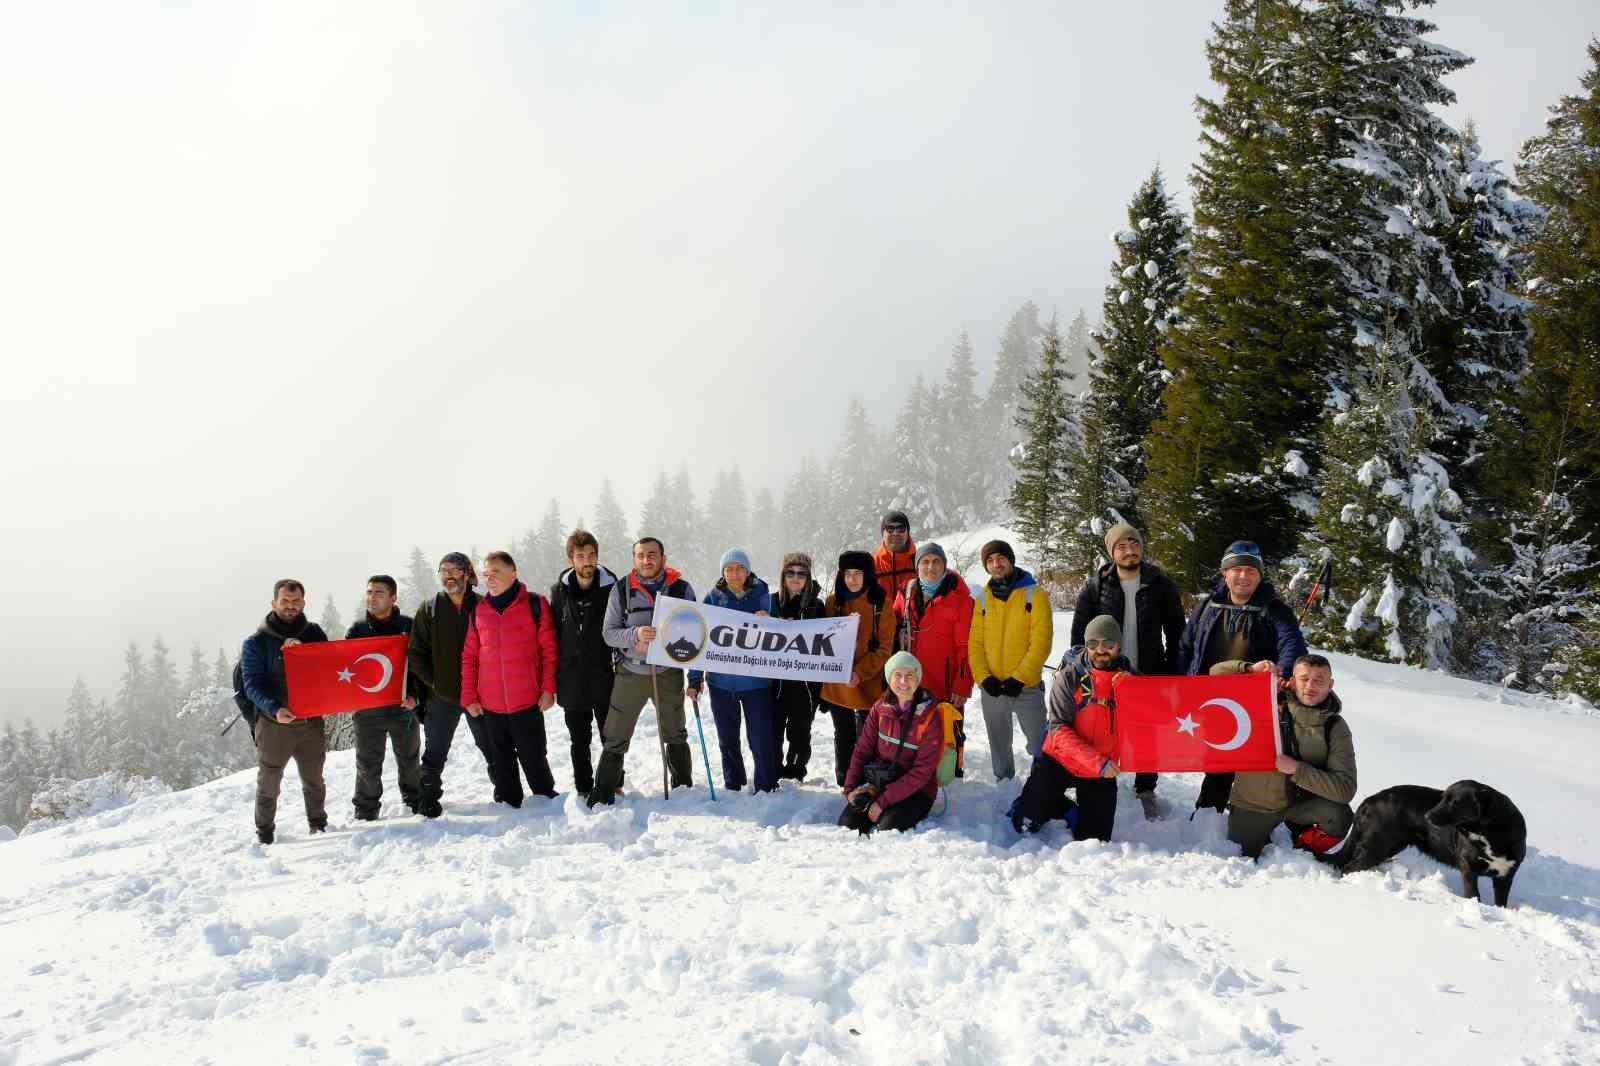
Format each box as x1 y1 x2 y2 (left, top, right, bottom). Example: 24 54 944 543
4 612 1600 1064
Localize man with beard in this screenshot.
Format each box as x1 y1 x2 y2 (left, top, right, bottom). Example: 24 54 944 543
239 579 330 844
549 530 619 796
345 574 423 820
1069 522 1186 819
409 552 497 818
589 537 697 805
1009 615 1130 842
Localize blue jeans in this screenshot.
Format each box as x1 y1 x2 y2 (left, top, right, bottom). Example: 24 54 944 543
709 686 777 792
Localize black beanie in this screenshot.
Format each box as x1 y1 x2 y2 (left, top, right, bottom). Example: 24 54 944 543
980 539 1016 566
881 510 910 531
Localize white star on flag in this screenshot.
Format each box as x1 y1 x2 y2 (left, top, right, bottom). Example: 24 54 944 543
1175 714 1199 736
336 667 354 683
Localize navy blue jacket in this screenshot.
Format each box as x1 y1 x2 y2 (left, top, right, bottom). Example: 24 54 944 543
1177 580 1307 677
689 575 773 693
240 615 330 716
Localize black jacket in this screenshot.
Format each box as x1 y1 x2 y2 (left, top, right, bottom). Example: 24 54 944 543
550 566 620 705
1177 580 1308 677
408 590 479 704
772 578 828 709
1069 562 1187 674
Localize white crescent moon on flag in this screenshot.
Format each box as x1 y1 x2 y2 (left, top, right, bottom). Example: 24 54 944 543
1199 698 1251 751
352 653 395 694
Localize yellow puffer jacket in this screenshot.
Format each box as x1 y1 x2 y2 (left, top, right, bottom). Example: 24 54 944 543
968 572 1054 688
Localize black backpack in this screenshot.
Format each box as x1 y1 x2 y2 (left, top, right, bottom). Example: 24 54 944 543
231 660 257 723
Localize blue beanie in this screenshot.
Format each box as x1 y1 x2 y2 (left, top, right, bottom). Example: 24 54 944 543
720 548 752 572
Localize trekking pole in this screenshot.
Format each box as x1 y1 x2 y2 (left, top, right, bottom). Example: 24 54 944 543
691 691 718 802
1297 558 1333 626
220 711 243 737
651 666 669 800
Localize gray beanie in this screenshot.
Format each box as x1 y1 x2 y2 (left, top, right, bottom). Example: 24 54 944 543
1104 522 1143 557
914 542 946 567
719 548 752 572
1084 614 1123 645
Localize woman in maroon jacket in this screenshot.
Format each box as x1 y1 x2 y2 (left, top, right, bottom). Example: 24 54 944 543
839 651 944 834
462 551 559 807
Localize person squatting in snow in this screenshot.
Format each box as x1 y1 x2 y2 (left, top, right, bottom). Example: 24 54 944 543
1213 653 1357 858
1010 613 1131 841
838 652 952 835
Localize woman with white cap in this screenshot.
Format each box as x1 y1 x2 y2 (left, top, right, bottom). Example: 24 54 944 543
838 651 948 834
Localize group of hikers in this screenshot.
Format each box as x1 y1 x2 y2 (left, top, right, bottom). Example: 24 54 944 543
238 511 1357 858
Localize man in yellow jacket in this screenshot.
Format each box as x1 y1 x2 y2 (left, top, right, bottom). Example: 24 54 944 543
968 540 1054 781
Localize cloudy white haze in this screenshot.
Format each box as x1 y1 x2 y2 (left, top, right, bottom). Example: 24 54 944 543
1 1 1593 726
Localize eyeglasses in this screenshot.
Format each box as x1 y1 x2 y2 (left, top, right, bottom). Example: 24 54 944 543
1085 639 1119 650
783 569 810 578
438 567 465 578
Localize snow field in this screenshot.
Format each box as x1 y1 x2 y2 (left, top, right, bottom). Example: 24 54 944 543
2 611 1599 1064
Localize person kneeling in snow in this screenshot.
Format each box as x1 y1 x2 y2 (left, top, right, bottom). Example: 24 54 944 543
838 652 945 835
1214 654 1356 859
1009 614 1130 841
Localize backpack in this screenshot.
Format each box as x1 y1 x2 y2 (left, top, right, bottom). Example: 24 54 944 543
929 700 964 788
1279 708 1343 803
231 660 256 724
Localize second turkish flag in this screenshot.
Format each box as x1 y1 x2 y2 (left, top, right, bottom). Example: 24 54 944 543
1109 670 1280 773
283 635 409 718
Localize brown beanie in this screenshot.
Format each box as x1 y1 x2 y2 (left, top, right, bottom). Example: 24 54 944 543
979 539 1016 566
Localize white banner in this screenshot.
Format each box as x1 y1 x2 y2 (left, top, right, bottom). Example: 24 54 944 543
644 596 859 683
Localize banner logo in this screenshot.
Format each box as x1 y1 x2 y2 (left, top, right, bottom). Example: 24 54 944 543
663 606 708 664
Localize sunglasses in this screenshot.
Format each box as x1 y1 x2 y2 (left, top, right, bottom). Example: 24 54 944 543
882 524 909 534
783 568 810 578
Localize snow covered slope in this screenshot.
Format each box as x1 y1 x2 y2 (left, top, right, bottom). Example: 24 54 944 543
3 617 1599 1065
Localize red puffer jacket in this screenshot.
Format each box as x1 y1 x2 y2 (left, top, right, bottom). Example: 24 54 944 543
896 574 974 704
1041 652 1122 778
460 583 558 713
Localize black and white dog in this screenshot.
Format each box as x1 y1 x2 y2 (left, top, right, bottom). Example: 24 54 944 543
1317 780 1526 907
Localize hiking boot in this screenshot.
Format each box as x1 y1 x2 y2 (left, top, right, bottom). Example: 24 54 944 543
353 809 378 822
256 829 274 845
666 743 694 789
418 797 443 819
587 752 625 808
308 821 327 834
1138 791 1161 822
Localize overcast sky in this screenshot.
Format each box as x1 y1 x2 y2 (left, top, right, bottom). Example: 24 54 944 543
2 1 1593 725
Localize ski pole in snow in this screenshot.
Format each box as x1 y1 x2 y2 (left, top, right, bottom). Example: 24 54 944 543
691 691 717 802
1298 558 1333 625
651 666 669 800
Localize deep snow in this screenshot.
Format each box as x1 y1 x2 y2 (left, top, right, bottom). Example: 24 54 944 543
3 605 1600 1064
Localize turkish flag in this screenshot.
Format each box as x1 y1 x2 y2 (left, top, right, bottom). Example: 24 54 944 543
1108 670 1281 773
282 636 409 718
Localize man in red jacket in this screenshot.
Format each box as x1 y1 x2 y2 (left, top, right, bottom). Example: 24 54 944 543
462 551 559 807
1009 615 1129 841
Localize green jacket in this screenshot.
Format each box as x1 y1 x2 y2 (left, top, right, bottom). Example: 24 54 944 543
1213 660 1357 813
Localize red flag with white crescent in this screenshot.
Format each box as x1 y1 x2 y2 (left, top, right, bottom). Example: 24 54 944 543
1107 670 1280 773
282 636 409 718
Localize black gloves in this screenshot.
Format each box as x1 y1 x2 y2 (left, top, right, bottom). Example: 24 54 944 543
1001 677 1025 698
981 677 1004 698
